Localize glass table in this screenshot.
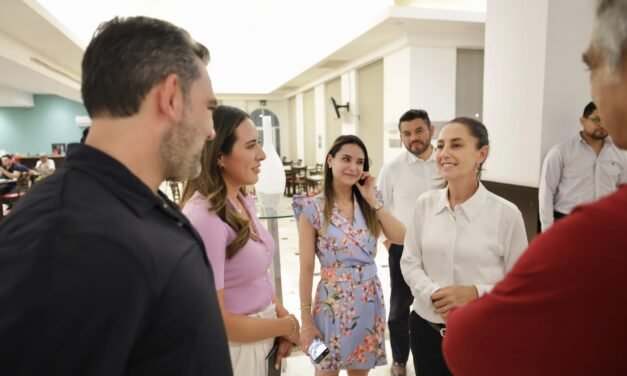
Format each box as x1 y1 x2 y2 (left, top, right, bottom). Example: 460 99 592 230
256 204 295 303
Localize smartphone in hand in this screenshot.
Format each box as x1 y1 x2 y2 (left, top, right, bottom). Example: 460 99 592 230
358 162 370 186
308 337 330 364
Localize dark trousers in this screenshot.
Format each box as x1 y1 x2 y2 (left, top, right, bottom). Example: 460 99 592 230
0 183 16 195
538 210 568 233
409 311 452 376
553 210 567 220
387 243 413 364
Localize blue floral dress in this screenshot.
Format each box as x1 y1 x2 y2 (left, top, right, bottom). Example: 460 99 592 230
293 194 387 371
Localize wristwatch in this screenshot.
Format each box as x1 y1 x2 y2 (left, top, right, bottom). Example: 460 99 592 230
373 200 383 211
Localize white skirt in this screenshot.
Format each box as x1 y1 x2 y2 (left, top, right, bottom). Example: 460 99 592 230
228 303 277 376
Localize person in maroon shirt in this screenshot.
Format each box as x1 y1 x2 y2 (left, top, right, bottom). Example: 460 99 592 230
442 1 627 375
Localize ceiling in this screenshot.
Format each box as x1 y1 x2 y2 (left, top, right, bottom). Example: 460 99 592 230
0 0 485 103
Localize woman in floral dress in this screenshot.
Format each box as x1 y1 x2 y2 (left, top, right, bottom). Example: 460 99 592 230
294 135 406 375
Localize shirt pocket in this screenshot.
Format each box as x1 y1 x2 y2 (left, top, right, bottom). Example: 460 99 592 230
600 160 622 183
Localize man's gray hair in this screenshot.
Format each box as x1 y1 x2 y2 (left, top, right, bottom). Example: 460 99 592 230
593 0 627 73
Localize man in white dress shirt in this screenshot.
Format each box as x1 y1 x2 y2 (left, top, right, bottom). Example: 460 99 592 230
539 101 627 231
377 109 442 376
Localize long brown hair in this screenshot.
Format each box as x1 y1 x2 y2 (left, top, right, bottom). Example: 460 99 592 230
322 135 381 238
181 105 250 259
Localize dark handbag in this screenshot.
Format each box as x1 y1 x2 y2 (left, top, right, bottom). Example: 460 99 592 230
266 337 281 376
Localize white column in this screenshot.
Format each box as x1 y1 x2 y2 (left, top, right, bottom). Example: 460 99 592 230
295 93 305 161
341 70 358 135
482 0 595 187
383 45 456 163
0 86 33 107
314 84 327 163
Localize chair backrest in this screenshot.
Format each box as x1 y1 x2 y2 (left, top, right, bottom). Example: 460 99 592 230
16 172 30 193
293 166 307 178
314 163 323 174
169 181 181 205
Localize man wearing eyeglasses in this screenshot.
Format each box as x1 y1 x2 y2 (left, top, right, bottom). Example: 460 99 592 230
538 101 627 231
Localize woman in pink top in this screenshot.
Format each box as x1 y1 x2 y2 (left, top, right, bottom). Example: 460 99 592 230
182 105 300 376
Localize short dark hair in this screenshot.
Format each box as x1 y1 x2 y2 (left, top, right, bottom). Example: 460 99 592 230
81 16 210 118
398 109 431 131
583 101 597 118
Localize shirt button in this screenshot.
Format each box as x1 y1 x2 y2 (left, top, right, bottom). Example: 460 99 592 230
177 221 183 227
162 203 168 209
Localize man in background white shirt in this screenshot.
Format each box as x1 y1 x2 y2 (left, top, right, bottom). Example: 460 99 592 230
377 109 442 376
35 154 56 177
539 101 627 231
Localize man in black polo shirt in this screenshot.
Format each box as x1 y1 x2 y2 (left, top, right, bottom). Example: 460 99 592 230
0 154 32 195
0 17 232 376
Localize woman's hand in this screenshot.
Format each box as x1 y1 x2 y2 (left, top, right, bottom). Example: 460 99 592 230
431 285 479 316
299 323 322 354
282 314 301 346
354 171 378 207
274 337 294 370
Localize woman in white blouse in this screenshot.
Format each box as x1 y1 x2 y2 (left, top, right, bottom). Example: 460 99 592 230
400 117 528 376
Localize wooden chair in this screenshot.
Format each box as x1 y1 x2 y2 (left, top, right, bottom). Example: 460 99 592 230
291 166 308 195
310 163 323 175
168 181 181 206
0 172 30 218
284 168 296 196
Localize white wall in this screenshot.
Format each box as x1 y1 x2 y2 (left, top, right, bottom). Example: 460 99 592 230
314 85 326 163
483 0 594 187
0 31 80 102
482 0 548 187
295 93 305 161
540 0 595 156
382 45 456 164
409 47 456 122
0 86 33 107
341 71 358 135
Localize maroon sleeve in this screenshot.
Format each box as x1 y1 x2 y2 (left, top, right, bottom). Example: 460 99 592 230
443 188 627 376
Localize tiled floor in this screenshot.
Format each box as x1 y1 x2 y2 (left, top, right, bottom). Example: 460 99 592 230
261 195 416 376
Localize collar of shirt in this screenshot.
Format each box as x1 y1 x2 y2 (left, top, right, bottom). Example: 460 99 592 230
433 182 488 222
577 132 617 149
63 143 174 217
403 146 436 165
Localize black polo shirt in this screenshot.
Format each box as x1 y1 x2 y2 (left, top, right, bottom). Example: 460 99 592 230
1 162 30 192
0 144 232 376
7 162 30 174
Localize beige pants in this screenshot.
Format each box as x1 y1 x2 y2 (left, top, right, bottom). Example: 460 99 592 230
228 303 277 376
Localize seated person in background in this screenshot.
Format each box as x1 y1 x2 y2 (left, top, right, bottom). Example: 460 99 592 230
0 154 32 194
35 153 56 177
